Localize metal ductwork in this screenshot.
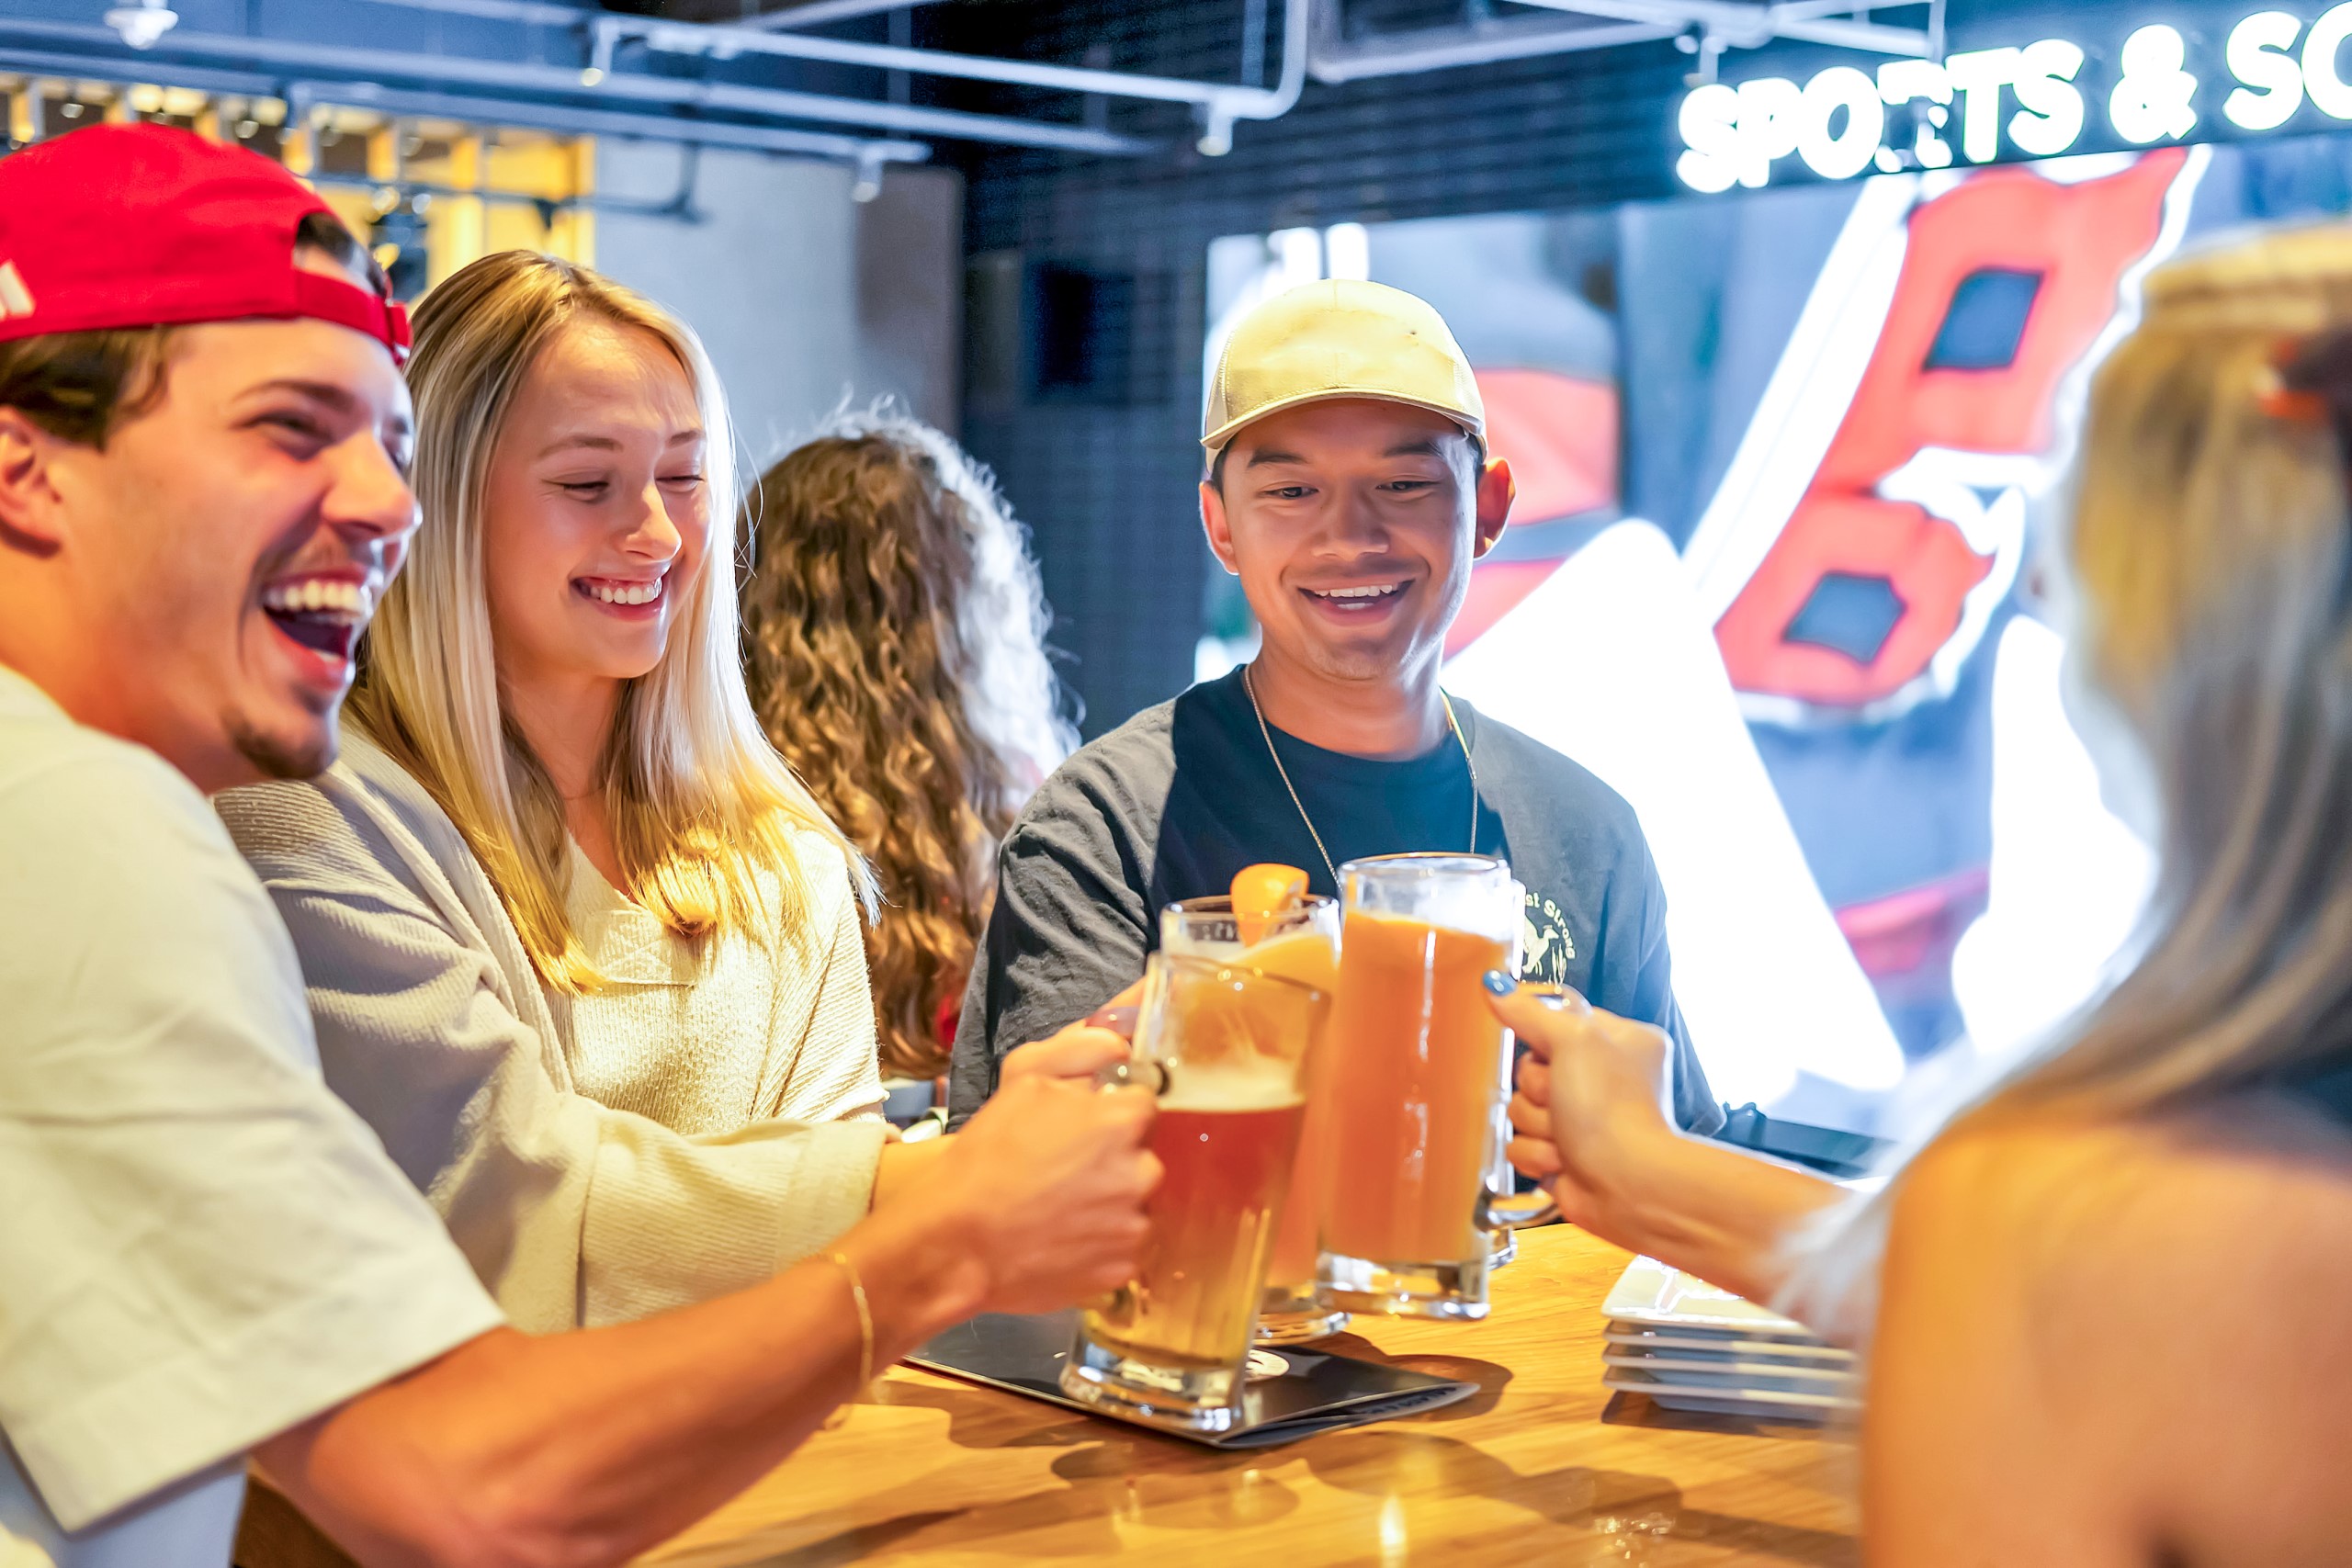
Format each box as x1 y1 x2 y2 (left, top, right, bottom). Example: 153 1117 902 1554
1310 0 1934 85
4 0 1941 183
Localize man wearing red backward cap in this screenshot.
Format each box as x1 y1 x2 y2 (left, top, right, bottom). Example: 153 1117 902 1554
0 125 1155 1568
0 122 415 789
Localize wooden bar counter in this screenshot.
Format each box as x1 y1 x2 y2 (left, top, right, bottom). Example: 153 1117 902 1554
639 1227 1860 1566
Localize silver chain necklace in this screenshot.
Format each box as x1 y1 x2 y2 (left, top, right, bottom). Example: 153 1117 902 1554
1241 663 1482 888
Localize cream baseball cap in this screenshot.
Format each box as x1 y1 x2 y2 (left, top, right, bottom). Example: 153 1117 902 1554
1203 278 1485 455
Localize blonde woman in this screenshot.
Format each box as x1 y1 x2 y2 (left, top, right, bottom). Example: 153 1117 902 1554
1498 225 2352 1562
217 252 981 1331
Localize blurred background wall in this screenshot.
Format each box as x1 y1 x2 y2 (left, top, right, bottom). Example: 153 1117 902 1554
594 143 962 464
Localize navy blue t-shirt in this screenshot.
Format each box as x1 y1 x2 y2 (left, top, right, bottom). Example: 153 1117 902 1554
946 667 1722 1134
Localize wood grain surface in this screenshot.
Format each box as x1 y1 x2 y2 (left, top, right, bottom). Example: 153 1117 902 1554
638 1226 1860 1566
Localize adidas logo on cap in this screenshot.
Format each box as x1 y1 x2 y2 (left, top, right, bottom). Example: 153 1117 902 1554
0 262 36 320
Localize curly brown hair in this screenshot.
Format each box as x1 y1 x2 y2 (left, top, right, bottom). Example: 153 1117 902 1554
741 412 1072 1078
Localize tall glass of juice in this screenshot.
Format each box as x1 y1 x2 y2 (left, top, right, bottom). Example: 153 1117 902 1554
1319 852 1543 1320
1160 895 1346 1344
1060 953 1328 1432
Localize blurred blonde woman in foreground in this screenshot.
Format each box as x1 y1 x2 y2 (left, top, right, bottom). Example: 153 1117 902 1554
220 254 1111 1331
1497 225 2352 1562
742 410 1073 1083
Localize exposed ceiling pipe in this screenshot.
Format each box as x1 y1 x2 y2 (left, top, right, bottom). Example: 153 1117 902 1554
1510 0 1929 58
1308 4 1676 85
345 0 583 22
0 41 274 99
285 79 928 167
0 13 1148 153
304 167 695 219
1199 0 1309 157
0 43 924 171
587 0 1311 154
345 0 927 34
741 0 948 32
1768 0 1929 24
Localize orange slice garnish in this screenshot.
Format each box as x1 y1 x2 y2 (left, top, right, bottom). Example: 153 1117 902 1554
1231 863 1309 947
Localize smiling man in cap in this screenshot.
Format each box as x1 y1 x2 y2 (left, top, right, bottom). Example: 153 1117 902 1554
0 123 1159 1568
949 278 1722 1135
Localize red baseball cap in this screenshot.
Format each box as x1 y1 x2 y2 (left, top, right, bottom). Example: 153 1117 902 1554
0 122 409 363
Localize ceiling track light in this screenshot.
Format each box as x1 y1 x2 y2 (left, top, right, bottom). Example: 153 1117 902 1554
103 1 180 51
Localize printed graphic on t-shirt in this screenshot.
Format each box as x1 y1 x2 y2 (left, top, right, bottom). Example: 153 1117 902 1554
1520 890 1577 986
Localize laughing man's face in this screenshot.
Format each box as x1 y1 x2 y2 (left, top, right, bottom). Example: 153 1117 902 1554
46 306 417 791
1203 397 1507 692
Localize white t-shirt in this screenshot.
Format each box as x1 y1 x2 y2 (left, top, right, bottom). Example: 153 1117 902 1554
0 666 505 1567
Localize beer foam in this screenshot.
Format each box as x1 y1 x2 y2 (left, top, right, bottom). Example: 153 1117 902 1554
1158 1058 1303 1113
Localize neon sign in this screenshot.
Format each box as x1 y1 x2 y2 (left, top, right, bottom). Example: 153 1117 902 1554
1677 6 2352 192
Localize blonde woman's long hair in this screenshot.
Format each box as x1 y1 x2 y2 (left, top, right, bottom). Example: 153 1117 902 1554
1794 224 2352 1332
741 407 1074 1077
351 250 862 992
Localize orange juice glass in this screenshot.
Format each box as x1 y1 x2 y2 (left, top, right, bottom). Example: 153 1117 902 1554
1320 853 1540 1320
1160 895 1346 1345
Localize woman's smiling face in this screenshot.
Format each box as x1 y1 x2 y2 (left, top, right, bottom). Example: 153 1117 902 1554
481 316 709 694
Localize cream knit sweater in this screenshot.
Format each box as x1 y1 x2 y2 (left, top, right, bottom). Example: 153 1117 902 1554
216 733 888 1334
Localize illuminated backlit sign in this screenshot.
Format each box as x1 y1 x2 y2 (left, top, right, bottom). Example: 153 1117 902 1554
1678 6 2352 192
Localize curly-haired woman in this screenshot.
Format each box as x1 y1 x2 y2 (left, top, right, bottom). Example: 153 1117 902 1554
741 410 1074 1086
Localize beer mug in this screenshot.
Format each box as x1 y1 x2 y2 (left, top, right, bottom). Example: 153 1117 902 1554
1489 1107 1520 1270
1160 895 1348 1346
1318 853 1555 1320
1486 884 1523 1279
1060 953 1329 1433
1486 1110 1563 1268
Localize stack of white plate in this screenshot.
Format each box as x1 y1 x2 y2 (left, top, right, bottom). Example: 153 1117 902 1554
1600 1256 1858 1422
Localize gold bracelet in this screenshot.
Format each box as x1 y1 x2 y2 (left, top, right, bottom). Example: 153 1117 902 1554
828 1249 876 1390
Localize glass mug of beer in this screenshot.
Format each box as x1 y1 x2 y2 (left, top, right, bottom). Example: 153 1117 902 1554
1488 878 1537 1272
1060 953 1329 1432
1318 853 1556 1320
1159 895 1348 1345
1486 1105 1564 1268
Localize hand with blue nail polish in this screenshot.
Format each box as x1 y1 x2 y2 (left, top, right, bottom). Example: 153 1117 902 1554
1484 975 1845 1313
